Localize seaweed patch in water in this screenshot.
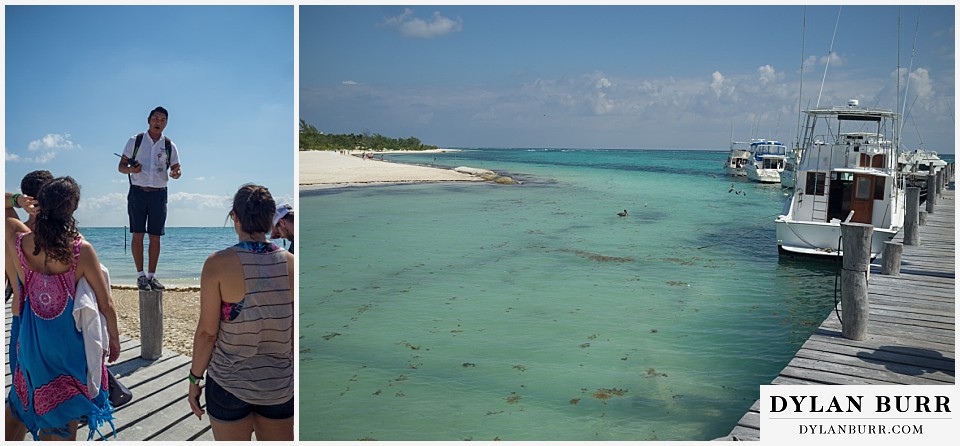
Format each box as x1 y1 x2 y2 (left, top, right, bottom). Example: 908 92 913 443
513 364 527 372
646 367 668 378
665 281 689 287
560 248 634 263
506 393 522 404
590 388 628 400
322 332 341 340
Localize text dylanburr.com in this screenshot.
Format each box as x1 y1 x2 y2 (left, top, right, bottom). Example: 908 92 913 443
761 385 957 444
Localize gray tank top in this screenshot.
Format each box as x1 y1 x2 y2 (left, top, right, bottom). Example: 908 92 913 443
208 243 293 405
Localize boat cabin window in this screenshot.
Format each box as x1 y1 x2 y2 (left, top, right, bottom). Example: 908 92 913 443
855 176 872 200
874 177 885 199
805 172 826 196
858 153 887 168
872 154 885 168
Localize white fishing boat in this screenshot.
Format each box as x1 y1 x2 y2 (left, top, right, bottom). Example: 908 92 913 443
775 99 904 258
900 149 947 191
744 140 787 184
724 141 752 176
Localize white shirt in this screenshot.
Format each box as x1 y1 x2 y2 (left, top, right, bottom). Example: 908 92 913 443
122 131 180 188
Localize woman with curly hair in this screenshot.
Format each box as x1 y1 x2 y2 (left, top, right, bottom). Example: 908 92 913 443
4 176 121 440
188 184 294 440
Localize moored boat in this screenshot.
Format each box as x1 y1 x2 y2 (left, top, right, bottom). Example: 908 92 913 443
724 141 752 176
744 140 787 184
775 100 904 258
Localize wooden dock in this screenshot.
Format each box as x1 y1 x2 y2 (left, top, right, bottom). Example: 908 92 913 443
4 305 214 441
720 182 956 441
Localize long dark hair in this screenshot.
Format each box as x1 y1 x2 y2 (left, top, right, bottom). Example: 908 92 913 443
32 176 81 264
232 184 275 234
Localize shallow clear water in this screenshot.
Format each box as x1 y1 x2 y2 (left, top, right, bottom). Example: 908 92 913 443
298 149 838 441
79 226 248 287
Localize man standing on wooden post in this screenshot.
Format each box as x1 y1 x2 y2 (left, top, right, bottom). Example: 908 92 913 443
117 106 182 291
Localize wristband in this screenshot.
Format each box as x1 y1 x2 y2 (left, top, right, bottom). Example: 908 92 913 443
12 193 21 208
188 371 203 385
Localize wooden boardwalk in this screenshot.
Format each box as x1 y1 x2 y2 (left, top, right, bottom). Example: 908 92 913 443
720 182 956 441
4 305 214 441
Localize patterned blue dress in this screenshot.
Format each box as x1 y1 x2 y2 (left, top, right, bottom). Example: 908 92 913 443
11 234 115 440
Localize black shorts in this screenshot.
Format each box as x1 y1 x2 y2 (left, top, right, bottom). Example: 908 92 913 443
127 185 167 236
204 375 294 422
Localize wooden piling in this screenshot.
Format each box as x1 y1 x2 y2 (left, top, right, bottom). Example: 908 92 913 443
881 241 902 276
840 223 872 341
936 170 944 199
139 289 164 360
919 210 927 226
904 187 920 245
926 173 936 213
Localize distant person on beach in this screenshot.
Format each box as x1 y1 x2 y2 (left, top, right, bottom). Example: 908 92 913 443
271 203 295 254
4 176 121 440
118 106 181 291
188 184 294 441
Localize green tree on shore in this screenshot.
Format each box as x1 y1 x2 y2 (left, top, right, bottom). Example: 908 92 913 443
299 119 439 152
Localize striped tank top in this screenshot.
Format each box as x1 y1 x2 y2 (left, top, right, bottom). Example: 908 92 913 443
208 241 293 406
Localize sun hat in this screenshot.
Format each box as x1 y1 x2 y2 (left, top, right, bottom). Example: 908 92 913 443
273 203 293 227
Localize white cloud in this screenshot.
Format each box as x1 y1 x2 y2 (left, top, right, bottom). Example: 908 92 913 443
757 65 780 84
710 71 727 98
820 52 844 67
8 133 82 164
907 67 934 100
29 133 80 152
342 80 359 85
382 8 463 39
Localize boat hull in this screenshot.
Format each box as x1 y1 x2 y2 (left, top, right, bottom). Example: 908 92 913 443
775 218 900 259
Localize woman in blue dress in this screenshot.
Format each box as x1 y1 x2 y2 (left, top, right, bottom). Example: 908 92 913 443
4 176 121 440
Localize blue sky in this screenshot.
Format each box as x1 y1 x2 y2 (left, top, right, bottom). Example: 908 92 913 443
4 5 294 227
300 4 955 153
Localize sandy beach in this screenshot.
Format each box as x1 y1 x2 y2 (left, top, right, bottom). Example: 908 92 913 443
112 287 200 357
299 150 485 189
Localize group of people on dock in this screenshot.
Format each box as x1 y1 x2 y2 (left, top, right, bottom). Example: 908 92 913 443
5 106 295 441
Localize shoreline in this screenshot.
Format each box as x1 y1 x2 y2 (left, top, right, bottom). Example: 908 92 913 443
300 150 509 190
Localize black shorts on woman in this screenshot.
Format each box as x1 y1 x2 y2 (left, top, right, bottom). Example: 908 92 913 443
204 375 294 422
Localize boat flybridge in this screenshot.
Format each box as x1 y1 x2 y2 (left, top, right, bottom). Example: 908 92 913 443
775 100 904 258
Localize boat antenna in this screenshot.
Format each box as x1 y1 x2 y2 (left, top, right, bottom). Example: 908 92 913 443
898 7 921 139
816 6 842 108
911 114 924 150
795 6 807 150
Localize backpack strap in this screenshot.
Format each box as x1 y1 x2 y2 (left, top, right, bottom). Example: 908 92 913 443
164 137 172 168
132 133 172 168
132 132 145 161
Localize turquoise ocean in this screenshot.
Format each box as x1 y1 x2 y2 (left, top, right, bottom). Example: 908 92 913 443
76 226 284 288
297 148 947 441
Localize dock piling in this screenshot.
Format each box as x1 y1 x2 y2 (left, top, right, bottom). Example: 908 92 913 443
840 223 872 341
904 187 920 245
926 173 937 213
881 241 902 276
139 289 164 360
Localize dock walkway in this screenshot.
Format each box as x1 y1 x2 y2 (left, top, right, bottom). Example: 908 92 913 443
721 183 955 441
4 305 214 441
